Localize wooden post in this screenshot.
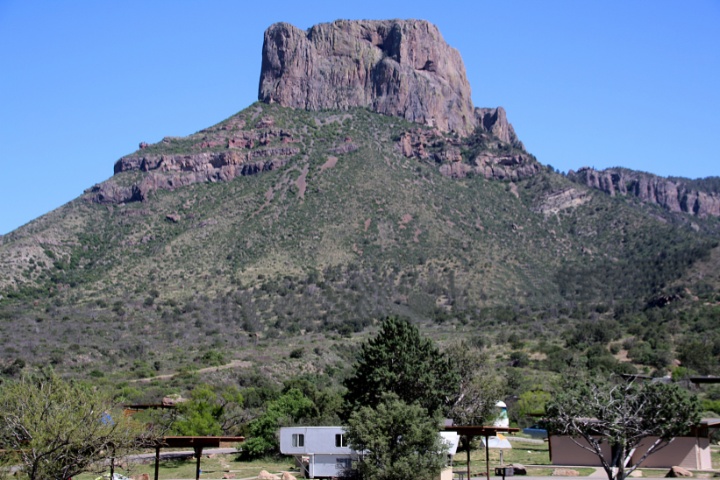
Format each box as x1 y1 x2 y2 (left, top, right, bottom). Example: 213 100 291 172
466 435 472 480
194 446 203 480
154 446 160 480
485 434 490 480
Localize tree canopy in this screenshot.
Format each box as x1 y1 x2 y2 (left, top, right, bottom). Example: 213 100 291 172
0 371 149 480
172 384 244 436
240 388 316 459
446 341 506 426
343 316 458 418
345 393 449 480
543 376 700 480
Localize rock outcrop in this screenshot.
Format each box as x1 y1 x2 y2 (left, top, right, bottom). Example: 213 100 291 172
532 187 591 215
259 19 476 135
84 110 302 204
569 167 720 217
87 155 291 204
398 125 541 182
475 107 524 149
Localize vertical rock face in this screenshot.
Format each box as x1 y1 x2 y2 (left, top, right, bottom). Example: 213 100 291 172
474 107 525 149
258 19 476 136
569 167 720 217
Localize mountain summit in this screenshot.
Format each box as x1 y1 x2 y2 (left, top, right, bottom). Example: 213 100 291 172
260 19 491 137
89 19 526 206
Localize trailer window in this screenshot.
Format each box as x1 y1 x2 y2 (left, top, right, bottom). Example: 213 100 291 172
292 433 305 447
335 433 347 447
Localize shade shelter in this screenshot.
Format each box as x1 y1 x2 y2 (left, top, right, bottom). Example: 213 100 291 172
146 436 245 480
444 426 519 480
548 419 720 470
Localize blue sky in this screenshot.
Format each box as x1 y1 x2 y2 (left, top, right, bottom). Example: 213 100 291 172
1 0 718 235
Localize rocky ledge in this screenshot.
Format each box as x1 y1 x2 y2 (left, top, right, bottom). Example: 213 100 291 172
85 113 301 204
87 156 291 204
398 106 540 182
568 167 720 217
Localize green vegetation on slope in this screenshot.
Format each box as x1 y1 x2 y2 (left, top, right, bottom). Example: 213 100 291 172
0 103 718 394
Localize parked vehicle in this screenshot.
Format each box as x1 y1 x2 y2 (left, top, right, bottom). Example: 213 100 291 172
279 426 460 478
522 425 548 439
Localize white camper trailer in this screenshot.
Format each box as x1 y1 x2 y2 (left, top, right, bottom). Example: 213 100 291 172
279 426 460 479
279 427 355 478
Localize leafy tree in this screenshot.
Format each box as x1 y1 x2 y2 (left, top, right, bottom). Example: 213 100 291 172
0 371 149 480
281 376 343 424
516 389 551 424
172 384 244 436
240 388 315 459
543 376 700 480
584 345 637 375
343 316 458 418
1 358 25 379
345 393 448 480
446 342 505 425
677 339 718 375
565 319 621 349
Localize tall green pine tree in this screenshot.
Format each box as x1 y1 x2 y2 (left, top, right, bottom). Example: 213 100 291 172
343 316 458 418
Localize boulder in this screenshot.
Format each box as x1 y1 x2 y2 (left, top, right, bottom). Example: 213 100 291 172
512 464 527 475
552 468 580 476
258 470 281 480
666 466 693 477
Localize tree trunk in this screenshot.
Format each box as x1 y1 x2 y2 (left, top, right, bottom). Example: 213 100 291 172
616 445 626 480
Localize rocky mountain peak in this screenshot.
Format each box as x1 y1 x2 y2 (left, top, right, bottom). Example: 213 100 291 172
83 19 535 205
258 19 477 136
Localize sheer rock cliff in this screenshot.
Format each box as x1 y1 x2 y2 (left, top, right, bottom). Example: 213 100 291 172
258 19 476 136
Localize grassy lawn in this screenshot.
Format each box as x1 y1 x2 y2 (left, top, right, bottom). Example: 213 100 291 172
448 438 553 477
61 440 558 480
450 438 599 477
474 437 551 466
